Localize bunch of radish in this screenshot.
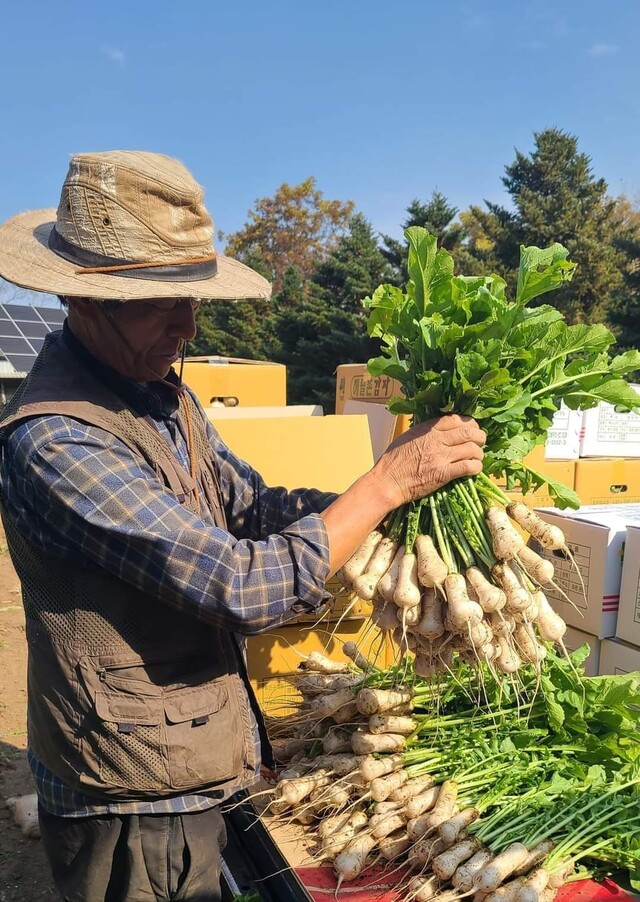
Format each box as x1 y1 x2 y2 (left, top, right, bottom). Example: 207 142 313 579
338 474 571 677
262 644 640 901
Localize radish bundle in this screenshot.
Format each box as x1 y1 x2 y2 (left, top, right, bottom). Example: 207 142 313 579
262 644 640 899
338 229 640 674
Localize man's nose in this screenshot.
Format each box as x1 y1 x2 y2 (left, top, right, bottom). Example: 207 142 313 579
168 300 198 340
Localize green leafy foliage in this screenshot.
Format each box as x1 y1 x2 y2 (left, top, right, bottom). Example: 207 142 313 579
364 228 640 507
461 128 630 325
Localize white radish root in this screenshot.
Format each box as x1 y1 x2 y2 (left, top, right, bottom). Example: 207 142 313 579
341 529 384 586
394 551 422 609
356 687 413 716
486 506 526 560
506 504 566 551
433 836 483 880
474 842 531 893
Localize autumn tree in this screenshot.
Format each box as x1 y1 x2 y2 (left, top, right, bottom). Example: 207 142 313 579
223 178 354 294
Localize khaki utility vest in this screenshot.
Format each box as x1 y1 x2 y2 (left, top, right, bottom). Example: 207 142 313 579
0 333 261 800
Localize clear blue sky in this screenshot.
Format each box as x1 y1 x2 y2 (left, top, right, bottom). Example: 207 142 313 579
1 0 638 253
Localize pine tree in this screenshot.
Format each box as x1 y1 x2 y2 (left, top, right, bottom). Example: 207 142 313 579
608 199 640 358
189 299 278 361
269 215 388 411
381 191 466 281
310 213 393 314
463 129 628 322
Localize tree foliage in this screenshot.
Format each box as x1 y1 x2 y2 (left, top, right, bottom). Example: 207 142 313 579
223 177 354 293
381 191 467 281
190 299 277 362
271 215 387 411
189 133 640 409
463 129 629 322
310 213 393 314
608 198 640 359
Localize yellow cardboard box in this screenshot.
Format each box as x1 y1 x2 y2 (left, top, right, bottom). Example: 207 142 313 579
177 356 286 408
574 459 640 506
336 364 412 448
248 618 394 717
212 412 380 711
213 414 374 493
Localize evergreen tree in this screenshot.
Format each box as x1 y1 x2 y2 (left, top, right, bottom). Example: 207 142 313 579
269 215 389 411
188 299 278 361
463 129 628 322
382 190 466 281
310 213 393 314
272 295 376 413
609 199 640 357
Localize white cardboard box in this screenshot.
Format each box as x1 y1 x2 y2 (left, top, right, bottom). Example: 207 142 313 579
579 385 640 458
562 626 601 676
532 504 640 638
616 524 640 646
544 404 582 460
599 638 640 676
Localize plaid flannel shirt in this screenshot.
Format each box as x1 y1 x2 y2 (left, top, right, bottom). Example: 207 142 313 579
1 326 336 816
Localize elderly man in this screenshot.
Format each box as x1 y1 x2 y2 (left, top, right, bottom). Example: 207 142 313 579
0 151 485 902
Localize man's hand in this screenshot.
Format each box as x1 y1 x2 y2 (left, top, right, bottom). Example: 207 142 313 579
370 414 486 510
320 414 486 575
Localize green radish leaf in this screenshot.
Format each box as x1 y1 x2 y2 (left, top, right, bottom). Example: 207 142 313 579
406 227 439 317
563 379 640 411
568 643 592 668
523 465 581 509
516 242 576 305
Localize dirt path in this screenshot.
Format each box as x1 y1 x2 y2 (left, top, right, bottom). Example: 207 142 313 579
0 527 56 900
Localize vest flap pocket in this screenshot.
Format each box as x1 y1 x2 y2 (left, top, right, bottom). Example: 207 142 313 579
94 690 164 726
164 680 228 724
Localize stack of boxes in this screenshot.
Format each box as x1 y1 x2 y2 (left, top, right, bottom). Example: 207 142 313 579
335 365 640 676
176 357 393 715
532 390 640 675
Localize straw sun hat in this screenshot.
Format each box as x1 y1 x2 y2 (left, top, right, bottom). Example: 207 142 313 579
0 150 271 302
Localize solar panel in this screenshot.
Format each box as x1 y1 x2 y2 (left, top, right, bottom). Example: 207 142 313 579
0 303 66 373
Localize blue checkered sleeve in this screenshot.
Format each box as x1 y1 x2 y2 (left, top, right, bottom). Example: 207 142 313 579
1 414 336 636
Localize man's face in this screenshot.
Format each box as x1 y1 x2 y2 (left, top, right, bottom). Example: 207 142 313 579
69 297 201 381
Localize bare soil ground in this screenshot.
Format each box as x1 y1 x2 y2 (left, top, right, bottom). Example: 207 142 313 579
0 523 57 901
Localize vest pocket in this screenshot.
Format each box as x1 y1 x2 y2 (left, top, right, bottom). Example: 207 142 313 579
93 689 169 792
81 661 244 794
163 680 241 789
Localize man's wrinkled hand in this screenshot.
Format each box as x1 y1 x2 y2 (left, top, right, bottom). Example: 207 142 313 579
371 414 486 510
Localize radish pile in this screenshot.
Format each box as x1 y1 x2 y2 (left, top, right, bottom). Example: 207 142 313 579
339 474 569 678
256 232 640 899
262 646 640 900
335 228 640 678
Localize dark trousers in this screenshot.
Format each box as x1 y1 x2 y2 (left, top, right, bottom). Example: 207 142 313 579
38 804 227 902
